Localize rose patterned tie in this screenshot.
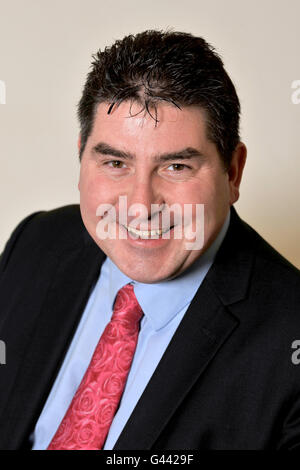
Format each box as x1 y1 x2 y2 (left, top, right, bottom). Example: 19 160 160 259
47 283 143 450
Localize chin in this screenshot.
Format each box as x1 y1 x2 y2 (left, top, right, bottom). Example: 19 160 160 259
115 262 169 284
121 268 162 284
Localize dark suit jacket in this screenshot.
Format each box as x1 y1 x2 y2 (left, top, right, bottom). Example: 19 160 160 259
0 205 300 450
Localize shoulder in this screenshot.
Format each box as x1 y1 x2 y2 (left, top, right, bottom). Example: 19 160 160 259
230 206 299 279
23 204 84 245
240 212 300 294
0 205 86 273
225 208 300 331
209 206 300 321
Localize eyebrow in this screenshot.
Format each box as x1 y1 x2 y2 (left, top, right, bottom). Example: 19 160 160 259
91 142 206 162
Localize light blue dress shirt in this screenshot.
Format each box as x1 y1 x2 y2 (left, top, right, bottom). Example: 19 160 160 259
32 211 230 450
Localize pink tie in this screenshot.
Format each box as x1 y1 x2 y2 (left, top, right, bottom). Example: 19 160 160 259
47 283 143 450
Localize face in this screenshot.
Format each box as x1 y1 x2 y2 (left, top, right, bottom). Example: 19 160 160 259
78 101 246 283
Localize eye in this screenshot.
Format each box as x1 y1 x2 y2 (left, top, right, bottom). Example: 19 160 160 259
167 163 190 171
105 160 127 168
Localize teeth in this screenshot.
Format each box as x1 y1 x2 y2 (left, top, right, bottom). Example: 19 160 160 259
124 225 171 239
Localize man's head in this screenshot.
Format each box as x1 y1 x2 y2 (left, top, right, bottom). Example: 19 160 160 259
78 30 241 171
78 30 247 283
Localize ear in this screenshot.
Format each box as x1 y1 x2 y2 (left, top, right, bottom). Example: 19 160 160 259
228 142 247 205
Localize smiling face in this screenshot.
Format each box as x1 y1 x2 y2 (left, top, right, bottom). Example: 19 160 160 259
78 101 246 283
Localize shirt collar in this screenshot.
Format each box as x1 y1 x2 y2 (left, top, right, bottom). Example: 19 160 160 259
107 210 231 331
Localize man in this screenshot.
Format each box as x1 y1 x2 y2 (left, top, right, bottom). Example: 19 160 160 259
0 30 299 450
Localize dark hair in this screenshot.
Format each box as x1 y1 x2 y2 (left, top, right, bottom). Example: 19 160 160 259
78 30 241 170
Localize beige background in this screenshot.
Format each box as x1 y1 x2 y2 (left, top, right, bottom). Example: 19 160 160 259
0 0 299 267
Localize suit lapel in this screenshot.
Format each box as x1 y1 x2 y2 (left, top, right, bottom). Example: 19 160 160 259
1 235 105 449
114 279 239 449
114 207 257 449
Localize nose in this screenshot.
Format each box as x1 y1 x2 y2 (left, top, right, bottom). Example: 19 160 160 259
126 174 164 224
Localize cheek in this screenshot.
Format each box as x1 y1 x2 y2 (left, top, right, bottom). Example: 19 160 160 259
175 179 216 206
189 175 229 228
205 171 229 202
79 171 115 216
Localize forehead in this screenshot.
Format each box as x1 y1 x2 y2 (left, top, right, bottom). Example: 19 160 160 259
88 101 209 154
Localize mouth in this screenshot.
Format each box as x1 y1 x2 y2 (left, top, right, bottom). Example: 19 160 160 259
122 224 174 239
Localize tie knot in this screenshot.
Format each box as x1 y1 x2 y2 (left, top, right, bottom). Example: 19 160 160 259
112 283 143 327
